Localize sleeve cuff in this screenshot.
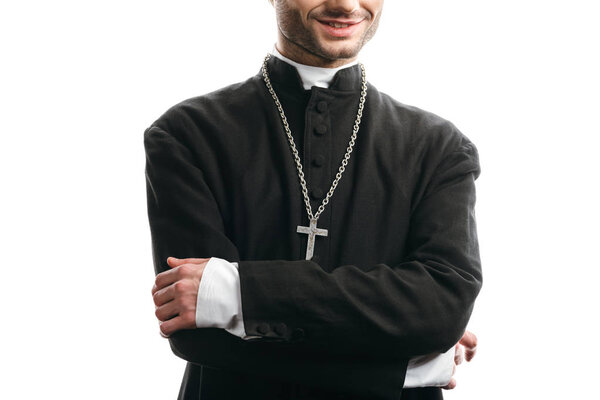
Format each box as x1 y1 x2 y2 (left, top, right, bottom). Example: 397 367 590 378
403 346 455 388
195 257 246 338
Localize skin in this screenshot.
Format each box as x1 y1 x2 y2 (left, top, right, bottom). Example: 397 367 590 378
272 0 384 67
443 330 478 390
152 257 207 336
152 0 478 389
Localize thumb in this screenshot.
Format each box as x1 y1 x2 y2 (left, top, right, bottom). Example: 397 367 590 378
167 257 180 268
167 257 208 268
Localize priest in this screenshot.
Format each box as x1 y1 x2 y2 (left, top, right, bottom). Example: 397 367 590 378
145 1 482 399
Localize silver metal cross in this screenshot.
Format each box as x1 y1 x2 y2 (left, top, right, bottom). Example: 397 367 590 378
297 218 328 260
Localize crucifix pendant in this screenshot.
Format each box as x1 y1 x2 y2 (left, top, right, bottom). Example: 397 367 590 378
297 218 328 260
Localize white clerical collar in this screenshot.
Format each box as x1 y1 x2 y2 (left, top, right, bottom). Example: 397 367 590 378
271 47 359 90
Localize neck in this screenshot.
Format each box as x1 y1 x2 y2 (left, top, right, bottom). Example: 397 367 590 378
275 37 357 69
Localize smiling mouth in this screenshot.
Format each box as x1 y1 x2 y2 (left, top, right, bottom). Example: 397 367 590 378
319 19 363 28
314 16 366 38
327 22 350 28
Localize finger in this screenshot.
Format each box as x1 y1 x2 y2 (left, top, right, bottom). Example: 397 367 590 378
443 377 456 390
459 330 478 349
159 328 170 339
443 361 456 390
455 345 464 365
154 268 181 292
153 283 176 306
155 300 179 322
159 314 195 337
465 345 477 362
167 257 209 268
460 331 478 361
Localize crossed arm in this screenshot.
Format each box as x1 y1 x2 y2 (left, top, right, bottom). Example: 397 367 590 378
151 256 478 389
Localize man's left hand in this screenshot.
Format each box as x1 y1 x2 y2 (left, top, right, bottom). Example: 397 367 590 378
152 257 210 337
443 330 478 390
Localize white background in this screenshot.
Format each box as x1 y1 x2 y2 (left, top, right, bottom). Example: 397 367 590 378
1 1 599 399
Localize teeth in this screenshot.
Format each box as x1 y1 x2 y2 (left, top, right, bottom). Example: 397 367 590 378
328 22 349 28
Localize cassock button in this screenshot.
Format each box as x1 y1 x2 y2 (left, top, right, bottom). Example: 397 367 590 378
316 101 328 113
256 323 270 335
311 188 324 200
314 124 327 136
312 155 325 167
273 323 287 336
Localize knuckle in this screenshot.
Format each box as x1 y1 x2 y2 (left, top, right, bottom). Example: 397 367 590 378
174 281 187 293
179 265 191 275
466 331 477 346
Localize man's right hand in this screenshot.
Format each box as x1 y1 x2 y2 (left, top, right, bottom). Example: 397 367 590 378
152 257 210 337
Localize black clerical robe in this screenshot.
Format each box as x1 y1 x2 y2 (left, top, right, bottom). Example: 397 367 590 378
144 57 482 400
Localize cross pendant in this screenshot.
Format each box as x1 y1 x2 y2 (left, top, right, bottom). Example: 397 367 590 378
297 218 328 260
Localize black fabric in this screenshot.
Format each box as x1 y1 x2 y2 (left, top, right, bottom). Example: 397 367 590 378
145 56 482 400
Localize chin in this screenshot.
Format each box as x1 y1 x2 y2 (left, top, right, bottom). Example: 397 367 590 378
316 43 362 61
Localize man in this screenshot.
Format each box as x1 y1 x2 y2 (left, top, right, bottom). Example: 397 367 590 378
145 0 481 399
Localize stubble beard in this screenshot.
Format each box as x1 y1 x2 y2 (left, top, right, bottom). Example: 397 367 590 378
276 2 381 64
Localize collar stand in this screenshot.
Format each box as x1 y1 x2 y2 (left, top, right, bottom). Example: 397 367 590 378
260 54 363 93
271 47 359 90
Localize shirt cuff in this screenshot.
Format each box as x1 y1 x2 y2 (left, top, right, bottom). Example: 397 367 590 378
403 346 455 388
195 257 246 338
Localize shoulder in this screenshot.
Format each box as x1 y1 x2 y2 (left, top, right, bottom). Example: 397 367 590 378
369 85 478 162
146 75 265 142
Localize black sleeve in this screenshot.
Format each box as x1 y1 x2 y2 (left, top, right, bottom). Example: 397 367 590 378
238 137 482 358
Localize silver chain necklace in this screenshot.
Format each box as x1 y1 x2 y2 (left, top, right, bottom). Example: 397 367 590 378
261 54 368 260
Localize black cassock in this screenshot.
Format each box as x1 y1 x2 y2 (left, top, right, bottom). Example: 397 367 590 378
144 57 482 400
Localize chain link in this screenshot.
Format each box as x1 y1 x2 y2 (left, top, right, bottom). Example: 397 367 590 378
262 54 367 222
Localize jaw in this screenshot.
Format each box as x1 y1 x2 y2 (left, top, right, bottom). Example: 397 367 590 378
276 18 370 68
276 31 359 68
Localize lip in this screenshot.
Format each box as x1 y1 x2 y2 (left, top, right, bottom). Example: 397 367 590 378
315 18 365 38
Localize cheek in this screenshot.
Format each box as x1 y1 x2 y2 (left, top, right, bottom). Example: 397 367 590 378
363 0 384 19
278 1 309 23
289 0 323 17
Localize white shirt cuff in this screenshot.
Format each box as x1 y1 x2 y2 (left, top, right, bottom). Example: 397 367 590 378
404 346 455 387
195 257 246 338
